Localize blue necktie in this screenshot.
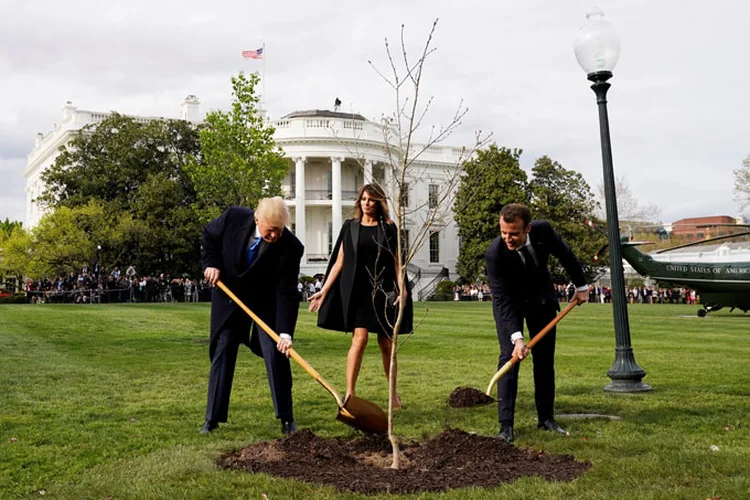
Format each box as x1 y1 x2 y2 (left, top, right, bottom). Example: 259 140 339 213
246 238 261 266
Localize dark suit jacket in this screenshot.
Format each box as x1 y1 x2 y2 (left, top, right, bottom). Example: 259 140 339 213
485 220 585 338
317 218 413 334
201 206 304 357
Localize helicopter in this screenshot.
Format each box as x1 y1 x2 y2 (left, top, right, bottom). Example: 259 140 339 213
587 221 750 317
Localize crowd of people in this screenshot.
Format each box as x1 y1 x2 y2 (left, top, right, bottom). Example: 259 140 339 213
23 265 212 304
582 285 697 305
452 284 490 302
20 268 699 308
452 282 698 306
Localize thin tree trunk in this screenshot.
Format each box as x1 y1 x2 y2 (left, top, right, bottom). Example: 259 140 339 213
388 263 407 469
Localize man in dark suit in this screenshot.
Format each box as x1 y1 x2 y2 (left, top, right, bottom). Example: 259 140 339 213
485 203 588 443
200 197 304 435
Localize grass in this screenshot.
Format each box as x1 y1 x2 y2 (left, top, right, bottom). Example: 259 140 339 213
1 301 749 499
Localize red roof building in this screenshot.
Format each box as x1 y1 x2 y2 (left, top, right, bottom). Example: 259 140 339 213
669 215 745 240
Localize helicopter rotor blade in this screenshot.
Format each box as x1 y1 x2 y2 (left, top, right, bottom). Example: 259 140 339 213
654 230 750 254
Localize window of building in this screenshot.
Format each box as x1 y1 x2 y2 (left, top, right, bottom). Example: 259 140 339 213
429 231 440 263
428 184 438 209
327 172 332 199
290 167 296 194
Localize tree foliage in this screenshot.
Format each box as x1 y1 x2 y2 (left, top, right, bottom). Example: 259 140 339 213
733 154 750 212
39 114 201 213
453 145 528 283
34 113 204 276
529 156 606 283
21 73 288 279
129 171 203 276
0 224 30 282
0 202 136 279
0 218 23 239
187 72 288 221
454 150 605 284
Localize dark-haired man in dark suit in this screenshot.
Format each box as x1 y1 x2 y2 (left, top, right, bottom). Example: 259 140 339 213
485 203 588 443
200 197 303 435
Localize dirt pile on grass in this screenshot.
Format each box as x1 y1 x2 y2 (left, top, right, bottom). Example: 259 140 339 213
447 386 496 408
221 428 590 494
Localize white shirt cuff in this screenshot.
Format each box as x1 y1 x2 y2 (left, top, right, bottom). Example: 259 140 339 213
576 285 589 292
279 333 292 342
510 331 523 344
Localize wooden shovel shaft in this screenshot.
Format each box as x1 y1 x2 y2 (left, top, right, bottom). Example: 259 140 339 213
216 280 345 408
486 297 581 395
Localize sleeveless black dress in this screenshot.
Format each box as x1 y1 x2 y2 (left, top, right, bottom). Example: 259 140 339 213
348 225 392 336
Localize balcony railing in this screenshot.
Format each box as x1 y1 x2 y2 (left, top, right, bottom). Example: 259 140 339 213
283 190 359 201
307 190 331 200
306 253 331 262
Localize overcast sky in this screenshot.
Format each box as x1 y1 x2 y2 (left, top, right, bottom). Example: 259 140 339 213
1 0 748 226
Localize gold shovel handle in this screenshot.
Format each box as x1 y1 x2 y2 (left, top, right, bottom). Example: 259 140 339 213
486 297 581 395
216 280 345 408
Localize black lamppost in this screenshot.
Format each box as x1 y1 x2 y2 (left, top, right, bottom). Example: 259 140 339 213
574 9 651 392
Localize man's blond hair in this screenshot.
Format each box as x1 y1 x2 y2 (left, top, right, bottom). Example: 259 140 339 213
255 197 290 227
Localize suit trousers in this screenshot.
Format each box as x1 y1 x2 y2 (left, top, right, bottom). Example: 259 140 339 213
205 322 294 423
497 303 557 426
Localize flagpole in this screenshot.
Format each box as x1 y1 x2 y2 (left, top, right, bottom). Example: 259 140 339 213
261 42 266 110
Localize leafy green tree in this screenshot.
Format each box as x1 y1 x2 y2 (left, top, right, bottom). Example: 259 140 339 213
24 200 134 278
3 202 135 279
0 223 29 287
129 171 203 276
453 145 529 282
187 72 288 221
0 218 23 238
38 114 201 213
36 114 203 275
529 155 606 283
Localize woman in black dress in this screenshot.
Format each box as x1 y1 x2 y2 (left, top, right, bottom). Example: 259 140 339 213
309 183 413 408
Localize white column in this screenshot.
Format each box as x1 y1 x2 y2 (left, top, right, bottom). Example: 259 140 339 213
294 157 306 260
363 159 373 185
331 157 343 240
383 161 391 198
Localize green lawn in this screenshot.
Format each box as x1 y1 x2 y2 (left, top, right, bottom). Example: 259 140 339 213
1 302 749 499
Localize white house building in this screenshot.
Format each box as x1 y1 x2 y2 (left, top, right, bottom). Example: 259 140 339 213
24 98 464 290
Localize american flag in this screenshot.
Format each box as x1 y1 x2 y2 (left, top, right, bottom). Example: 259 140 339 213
242 47 263 60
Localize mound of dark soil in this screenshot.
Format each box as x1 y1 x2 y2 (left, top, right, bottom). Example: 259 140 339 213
220 428 590 494
447 386 496 408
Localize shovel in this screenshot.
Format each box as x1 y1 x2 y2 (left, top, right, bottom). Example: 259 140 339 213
216 280 388 434
448 297 581 409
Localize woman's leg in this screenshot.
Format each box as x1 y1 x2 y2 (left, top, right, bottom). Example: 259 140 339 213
346 328 369 397
377 335 401 409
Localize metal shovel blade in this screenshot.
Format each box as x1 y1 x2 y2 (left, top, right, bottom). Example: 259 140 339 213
336 394 388 434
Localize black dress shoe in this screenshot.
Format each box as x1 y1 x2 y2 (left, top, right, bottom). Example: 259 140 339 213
537 418 569 435
200 420 219 434
498 425 514 443
281 419 297 435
